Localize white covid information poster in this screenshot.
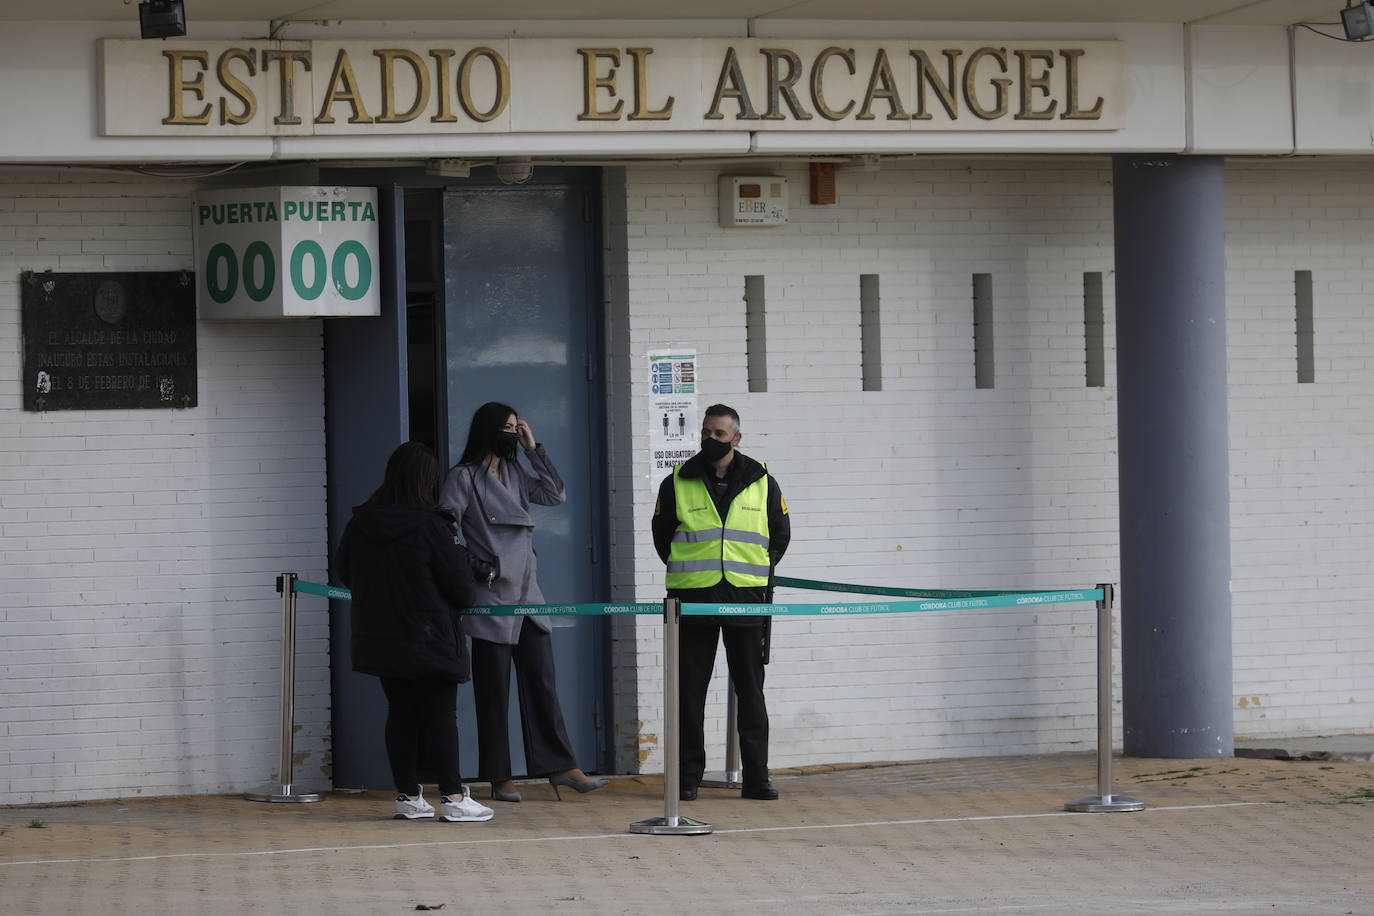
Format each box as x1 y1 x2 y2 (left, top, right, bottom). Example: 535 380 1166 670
648 348 698 485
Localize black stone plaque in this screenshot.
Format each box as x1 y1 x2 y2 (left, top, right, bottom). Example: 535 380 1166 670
21 271 197 411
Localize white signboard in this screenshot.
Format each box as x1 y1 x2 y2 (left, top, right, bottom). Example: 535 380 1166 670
648 349 699 485
193 186 381 319
100 38 1124 137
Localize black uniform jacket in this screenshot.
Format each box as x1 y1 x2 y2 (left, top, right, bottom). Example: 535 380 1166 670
336 503 479 682
652 450 791 627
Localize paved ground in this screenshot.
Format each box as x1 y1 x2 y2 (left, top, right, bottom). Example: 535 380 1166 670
3 749 1374 915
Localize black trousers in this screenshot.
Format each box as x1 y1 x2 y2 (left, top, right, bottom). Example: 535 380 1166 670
379 676 462 797
470 618 578 781
679 622 769 789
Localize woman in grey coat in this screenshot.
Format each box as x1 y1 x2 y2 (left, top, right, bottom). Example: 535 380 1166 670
439 402 608 803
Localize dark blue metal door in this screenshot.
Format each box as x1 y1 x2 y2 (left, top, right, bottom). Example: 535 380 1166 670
325 186 409 790
443 178 609 776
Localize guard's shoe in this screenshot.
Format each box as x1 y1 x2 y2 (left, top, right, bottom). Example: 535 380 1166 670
741 782 779 800
439 787 495 822
394 792 435 819
679 783 699 801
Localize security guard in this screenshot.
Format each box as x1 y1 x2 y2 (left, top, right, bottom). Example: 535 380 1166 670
653 404 791 800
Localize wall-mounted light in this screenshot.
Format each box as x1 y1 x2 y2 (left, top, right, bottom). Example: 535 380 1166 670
1341 1 1374 40
139 0 187 39
495 158 534 185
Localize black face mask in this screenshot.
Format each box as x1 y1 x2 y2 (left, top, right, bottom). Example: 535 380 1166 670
494 431 520 460
699 437 732 463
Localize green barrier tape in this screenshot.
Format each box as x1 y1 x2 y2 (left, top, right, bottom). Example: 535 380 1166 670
292 580 354 601
685 588 1103 617
773 575 1046 599
290 580 1101 617
290 581 661 615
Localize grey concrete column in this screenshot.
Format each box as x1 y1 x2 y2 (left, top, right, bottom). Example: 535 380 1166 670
1113 155 1233 758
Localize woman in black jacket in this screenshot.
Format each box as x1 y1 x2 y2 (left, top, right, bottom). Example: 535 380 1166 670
336 441 495 823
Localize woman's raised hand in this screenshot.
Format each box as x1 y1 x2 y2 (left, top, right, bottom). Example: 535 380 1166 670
516 419 536 450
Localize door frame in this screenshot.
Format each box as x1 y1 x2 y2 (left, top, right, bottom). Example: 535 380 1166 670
321 166 614 781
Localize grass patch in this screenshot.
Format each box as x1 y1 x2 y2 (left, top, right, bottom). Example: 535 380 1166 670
1131 767 1204 779
27 818 46 829
1132 766 1241 783
1309 787 1374 806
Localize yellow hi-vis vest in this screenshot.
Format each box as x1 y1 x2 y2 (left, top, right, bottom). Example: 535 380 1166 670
666 466 771 589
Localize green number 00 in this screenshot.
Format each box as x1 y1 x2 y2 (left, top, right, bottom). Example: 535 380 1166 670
205 243 238 304
331 240 372 301
244 241 275 302
289 241 327 300
206 240 373 303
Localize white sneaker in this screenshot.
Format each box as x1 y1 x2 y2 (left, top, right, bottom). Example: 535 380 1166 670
439 786 494 822
394 792 435 820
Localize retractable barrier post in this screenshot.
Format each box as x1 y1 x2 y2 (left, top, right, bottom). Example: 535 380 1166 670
1064 583 1144 813
245 573 325 804
278 574 1118 818
700 682 742 789
630 598 713 835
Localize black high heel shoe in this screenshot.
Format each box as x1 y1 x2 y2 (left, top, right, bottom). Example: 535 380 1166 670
548 771 608 800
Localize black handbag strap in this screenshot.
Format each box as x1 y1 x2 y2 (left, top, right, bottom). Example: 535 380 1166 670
463 465 501 569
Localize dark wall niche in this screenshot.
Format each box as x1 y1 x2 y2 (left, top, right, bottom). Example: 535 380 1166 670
21 271 198 411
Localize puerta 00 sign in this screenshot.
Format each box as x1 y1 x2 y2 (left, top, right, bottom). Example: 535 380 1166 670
21 271 198 411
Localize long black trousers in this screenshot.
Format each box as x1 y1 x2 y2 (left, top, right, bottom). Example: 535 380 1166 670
379 676 462 797
678 622 769 789
470 618 578 781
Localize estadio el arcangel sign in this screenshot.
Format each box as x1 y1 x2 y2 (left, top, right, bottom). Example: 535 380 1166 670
99 38 1122 136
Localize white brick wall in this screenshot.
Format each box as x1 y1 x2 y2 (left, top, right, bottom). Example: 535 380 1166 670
611 158 1374 774
4 157 1370 801
1226 161 1374 740
0 170 330 804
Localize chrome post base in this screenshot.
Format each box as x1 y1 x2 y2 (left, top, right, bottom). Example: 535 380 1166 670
701 683 743 790
251 575 323 806
244 784 325 803
628 599 713 837
1064 794 1145 813
629 815 714 835
1060 585 1146 816
699 770 742 790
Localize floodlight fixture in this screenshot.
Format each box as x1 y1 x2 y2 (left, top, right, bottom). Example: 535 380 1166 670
139 0 187 39
1341 1 1374 40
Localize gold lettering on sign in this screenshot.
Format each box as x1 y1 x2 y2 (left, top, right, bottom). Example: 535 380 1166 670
1013 49 1056 120
761 48 811 121
216 48 257 126
429 50 457 123
857 48 907 121
811 47 856 121
262 49 312 125
127 38 1117 134
375 49 431 123
457 47 509 122
627 48 674 121
963 47 1010 120
1059 49 1104 120
316 49 374 124
910 49 960 120
578 48 624 121
706 47 758 121
162 50 211 125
